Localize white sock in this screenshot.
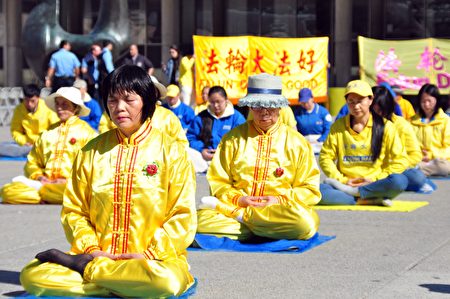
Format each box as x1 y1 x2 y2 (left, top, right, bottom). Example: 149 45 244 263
235 213 243 223
12 175 43 191
199 196 218 210
324 178 360 196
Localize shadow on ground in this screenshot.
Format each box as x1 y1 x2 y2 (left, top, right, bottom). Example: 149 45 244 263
419 283 450 294
0 270 20 285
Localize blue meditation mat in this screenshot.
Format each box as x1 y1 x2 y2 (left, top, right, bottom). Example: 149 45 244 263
415 178 437 194
189 233 335 253
19 278 197 298
0 155 27 161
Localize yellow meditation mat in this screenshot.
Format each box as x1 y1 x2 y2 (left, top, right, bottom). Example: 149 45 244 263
313 200 429 212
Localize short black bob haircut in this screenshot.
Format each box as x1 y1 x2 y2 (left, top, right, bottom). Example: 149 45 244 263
101 65 157 123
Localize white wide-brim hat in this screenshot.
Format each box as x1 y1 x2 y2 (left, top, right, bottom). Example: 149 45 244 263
45 87 91 117
238 73 289 108
150 76 167 99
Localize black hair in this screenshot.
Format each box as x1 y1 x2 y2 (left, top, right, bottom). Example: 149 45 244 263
208 86 227 99
346 93 384 162
59 40 69 48
23 84 40 98
417 83 442 119
103 40 113 48
101 65 157 123
169 44 180 54
369 101 385 162
372 86 395 121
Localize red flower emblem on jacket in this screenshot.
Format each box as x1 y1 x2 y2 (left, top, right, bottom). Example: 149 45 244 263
143 162 159 177
69 137 77 145
275 167 284 177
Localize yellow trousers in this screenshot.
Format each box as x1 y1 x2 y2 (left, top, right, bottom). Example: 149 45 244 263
197 201 320 241
1 182 65 204
21 255 194 298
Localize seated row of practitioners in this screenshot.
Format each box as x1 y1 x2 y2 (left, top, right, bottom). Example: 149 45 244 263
2 76 448 206
17 68 320 297
0 67 447 297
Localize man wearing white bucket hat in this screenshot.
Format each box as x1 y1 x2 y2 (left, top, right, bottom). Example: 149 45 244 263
197 73 321 241
1 87 97 204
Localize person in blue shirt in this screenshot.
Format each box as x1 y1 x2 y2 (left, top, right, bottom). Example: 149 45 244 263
46 40 80 92
73 79 102 131
162 84 195 131
81 43 104 101
101 40 115 74
186 86 245 173
294 88 332 153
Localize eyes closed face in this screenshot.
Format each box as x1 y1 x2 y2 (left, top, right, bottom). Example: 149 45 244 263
346 93 372 119
55 97 77 122
420 92 437 116
251 107 280 131
107 91 144 137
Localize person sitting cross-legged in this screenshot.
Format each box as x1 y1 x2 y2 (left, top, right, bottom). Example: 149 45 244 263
410 84 450 177
186 86 245 173
20 65 197 298
197 73 320 241
0 84 59 157
319 80 409 206
1 87 96 204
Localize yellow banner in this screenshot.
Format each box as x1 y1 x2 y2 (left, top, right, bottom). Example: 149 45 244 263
358 36 450 94
193 36 329 104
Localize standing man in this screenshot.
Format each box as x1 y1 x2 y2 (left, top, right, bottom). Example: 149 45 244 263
45 40 80 92
101 40 115 75
121 44 154 75
81 43 103 101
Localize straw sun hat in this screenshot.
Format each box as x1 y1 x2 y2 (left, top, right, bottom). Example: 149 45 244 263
45 87 91 117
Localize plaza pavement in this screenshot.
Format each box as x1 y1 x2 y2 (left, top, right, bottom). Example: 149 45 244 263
0 125 449 298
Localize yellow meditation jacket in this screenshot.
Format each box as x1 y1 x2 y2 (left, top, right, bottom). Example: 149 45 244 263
61 119 197 261
397 97 415 121
391 114 422 167
25 116 97 180
207 120 321 207
319 114 408 183
10 99 59 146
410 108 450 161
98 106 188 147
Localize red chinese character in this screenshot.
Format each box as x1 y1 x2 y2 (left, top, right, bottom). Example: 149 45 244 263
252 49 265 73
277 50 291 75
297 49 317 73
205 49 219 74
225 49 247 74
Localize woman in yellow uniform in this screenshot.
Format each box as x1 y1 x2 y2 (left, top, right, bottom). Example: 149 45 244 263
410 84 450 176
1 87 96 204
319 80 408 206
371 86 427 191
20 65 197 298
197 73 320 241
98 76 188 147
